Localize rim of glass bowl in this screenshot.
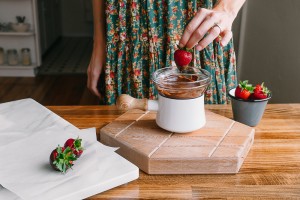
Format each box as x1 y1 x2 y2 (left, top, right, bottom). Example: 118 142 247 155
152 67 211 90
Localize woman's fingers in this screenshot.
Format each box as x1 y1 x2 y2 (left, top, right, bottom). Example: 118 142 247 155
220 30 233 47
88 68 101 98
179 9 207 48
180 7 236 50
196 25 221 51
185 13 218 49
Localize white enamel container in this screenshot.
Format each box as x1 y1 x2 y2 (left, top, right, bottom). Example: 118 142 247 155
117 67 210 133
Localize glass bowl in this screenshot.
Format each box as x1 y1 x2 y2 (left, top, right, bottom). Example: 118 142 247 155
152 67 211 99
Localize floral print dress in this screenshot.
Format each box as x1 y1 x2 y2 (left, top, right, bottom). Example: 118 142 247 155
103 0 237 105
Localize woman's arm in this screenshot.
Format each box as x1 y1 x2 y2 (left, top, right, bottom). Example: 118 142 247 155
180 0 246 50
87 0 106 98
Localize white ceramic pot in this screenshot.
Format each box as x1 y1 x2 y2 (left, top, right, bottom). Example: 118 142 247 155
116 94 206 133
11 23 30 32
153 94 206 132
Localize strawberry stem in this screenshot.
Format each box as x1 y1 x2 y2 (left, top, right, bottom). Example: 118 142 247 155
176 44 193 53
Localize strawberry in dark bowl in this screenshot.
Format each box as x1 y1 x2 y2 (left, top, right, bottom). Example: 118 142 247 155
252 83 271 100
228 80 272 127
234 80 254 100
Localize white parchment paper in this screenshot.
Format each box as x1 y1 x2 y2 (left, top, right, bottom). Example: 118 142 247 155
0 128 121 200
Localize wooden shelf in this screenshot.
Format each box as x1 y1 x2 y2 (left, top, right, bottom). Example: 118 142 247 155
0 63 39 77
0 63 37 69
0 0 41 77
0 31 35 36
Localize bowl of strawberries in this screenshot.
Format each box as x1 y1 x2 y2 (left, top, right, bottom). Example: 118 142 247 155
228 80 272 127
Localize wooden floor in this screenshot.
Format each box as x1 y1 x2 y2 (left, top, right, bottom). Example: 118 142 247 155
39 37 93 75
0 75 100 105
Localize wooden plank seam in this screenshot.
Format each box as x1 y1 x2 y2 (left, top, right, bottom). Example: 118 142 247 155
148 132 174 158
208 121 236 157
113 110 149 138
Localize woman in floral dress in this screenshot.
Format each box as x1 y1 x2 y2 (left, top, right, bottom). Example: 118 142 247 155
87 0 246 104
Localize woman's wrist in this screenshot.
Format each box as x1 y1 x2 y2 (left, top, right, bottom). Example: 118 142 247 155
213 0 246 19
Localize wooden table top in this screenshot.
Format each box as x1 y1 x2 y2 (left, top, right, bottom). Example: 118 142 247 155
47 104 300 199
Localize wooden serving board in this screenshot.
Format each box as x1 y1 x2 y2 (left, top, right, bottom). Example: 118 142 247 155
100 109 255 174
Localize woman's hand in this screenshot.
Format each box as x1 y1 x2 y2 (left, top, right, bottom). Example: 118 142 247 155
179 0 245 50
87 44 105 98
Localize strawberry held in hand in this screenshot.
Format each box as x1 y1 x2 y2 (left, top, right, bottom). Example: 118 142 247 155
253 83 270 99
174 48 192 69
49 146 77 173
64 137 84 158
235 80 254 100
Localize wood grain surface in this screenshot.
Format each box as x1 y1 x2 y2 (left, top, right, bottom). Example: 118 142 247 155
0 75 99 106
47 104 300 199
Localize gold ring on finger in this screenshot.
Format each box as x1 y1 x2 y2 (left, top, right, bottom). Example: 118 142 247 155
213 22 222 33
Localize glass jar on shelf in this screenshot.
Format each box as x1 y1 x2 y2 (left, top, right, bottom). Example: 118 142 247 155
7 49 19 66
21 48 31 66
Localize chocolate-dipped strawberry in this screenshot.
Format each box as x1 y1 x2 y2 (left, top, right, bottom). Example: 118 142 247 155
49 146 76 173
64 138 84 158
174 48 192 71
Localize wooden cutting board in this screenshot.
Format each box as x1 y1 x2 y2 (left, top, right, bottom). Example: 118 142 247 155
100 109 254 174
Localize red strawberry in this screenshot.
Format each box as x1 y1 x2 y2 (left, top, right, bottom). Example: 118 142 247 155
64 138 75 148
253 83 270 99
174 48 192 69
235 80 254 100
74 149 83 158
64 138 84 158
254 84 263 92
49 146 76 173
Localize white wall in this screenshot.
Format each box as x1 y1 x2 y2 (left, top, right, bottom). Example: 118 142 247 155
232 10 242 56
60 0 93 37
238 0 300 103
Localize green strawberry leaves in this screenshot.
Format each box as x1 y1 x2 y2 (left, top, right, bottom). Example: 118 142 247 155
260 82 270 95
52 146 77 174
236 80 271 100
74 137 83 151
239 80 254 93
51 138 85 173
177 45 193 53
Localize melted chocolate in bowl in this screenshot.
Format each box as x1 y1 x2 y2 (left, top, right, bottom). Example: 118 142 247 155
152 67 211 99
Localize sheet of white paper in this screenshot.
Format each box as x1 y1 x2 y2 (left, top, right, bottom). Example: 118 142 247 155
2 152 138 200
0 128 127 200
0 185 22 200
0 98 78 131
0 127 99 200
77 127 97 142
0 99 78 147
0 99 137 199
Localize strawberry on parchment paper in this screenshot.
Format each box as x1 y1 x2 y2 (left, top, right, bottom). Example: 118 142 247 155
64 138 84 158
49 146 77 173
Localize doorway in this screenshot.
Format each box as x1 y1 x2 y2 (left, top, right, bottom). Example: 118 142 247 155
37 0 93 74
